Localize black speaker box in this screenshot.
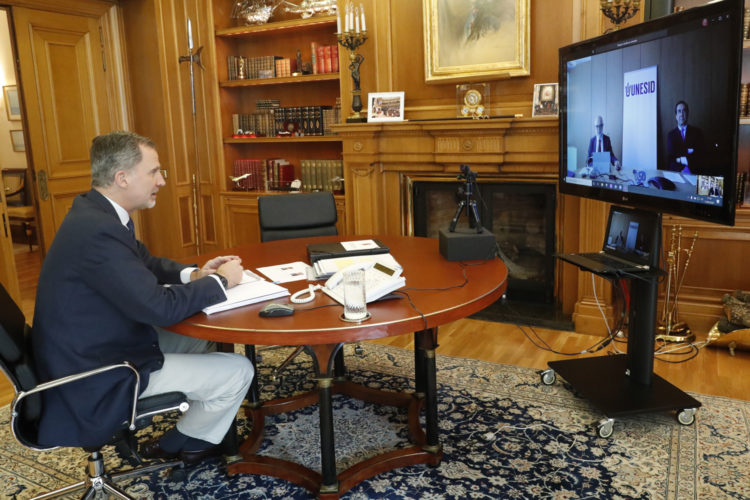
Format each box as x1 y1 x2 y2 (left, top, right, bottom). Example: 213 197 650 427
438 227 496 261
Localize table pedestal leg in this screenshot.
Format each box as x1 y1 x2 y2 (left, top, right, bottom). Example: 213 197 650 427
415 328 440 452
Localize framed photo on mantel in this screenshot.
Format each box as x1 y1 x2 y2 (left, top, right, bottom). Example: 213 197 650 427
422 0 530 83
367 92 405 122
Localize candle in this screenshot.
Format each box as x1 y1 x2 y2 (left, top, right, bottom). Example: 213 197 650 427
360 3 366 32
345 2 350 32
355 6 360 33
349 3 355 33
337 10 341 33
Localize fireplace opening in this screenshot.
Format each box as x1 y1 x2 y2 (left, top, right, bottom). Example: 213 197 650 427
412 180 573 329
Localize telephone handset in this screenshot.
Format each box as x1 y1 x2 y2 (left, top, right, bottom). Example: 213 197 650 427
324 261 375 290
290 261 405 305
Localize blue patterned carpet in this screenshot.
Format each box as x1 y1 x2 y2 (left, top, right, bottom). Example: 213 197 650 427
1 343 749 499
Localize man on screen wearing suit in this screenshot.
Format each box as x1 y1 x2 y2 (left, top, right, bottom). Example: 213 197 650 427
33 131 254 464
586 115 621 170
666 100 705 174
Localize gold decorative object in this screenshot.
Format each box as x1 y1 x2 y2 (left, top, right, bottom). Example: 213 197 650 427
656 225 697 343
456 83 489 119
336 1 368 123
600 0 641 30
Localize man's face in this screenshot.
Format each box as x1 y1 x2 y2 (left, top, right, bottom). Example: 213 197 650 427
121 145 165 211
675 103 688 127
594 119 604 136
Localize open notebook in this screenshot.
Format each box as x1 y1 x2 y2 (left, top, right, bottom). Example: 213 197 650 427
557 206 661 274
202 270 289 315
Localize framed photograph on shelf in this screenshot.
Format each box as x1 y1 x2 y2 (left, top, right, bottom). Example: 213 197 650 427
532 83 559 117
3 85 20 120
367 91 405 122
422 0 530 83
10 129 25 152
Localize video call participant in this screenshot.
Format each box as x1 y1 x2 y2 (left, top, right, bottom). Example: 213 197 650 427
666 100 705 174
586 115 621 170
33 131 254 465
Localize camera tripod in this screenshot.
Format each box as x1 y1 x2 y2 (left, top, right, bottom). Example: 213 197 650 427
449 164 483 233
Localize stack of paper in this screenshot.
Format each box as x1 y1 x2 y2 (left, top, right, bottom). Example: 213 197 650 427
312 253 403 280
203 270 289 315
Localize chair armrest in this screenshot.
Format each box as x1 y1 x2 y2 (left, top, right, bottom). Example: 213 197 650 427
14 361 142 431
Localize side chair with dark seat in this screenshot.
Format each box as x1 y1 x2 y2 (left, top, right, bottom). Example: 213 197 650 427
2 167 37 252
255 192 362 382
0 283 189 499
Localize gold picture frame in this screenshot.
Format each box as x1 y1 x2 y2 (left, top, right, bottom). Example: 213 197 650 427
3 85 21 120
423 0 530 84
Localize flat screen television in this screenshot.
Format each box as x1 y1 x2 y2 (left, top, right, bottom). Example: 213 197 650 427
558 0 743 226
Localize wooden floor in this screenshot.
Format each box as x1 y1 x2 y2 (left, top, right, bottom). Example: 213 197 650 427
2 245 748 407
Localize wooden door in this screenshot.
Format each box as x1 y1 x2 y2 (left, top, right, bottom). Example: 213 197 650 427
12 7 115 252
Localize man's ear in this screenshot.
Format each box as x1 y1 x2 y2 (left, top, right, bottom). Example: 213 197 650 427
113 169 129 189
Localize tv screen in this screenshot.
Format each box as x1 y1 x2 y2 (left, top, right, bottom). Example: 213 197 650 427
559 0 743 226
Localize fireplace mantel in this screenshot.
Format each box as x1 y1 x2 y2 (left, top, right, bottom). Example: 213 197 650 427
331 116 588 324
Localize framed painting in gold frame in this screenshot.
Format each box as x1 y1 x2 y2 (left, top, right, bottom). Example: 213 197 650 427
423 0 530 84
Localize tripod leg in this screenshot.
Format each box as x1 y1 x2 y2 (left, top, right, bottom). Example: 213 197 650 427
468 200 483 233
449 201 466 232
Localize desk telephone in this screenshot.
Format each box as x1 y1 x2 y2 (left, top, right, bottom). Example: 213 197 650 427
290 261 405 305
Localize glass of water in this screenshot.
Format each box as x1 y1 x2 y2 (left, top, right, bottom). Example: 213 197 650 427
343 269 368 321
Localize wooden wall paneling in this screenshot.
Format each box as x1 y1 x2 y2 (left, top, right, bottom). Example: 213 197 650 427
659 210 750 333
221 195 259 248
121 0 221 259
0 177 21 303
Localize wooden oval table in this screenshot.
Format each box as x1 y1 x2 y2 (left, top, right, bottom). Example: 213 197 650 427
170 235 508 499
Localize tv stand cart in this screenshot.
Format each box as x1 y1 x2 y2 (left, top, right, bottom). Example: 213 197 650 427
541 265 701 438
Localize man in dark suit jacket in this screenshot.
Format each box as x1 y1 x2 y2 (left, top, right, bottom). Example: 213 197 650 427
666 100 705 173
586 115 620 169
33 131 253 463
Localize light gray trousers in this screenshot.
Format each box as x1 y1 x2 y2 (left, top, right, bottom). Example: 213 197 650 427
140 329 254 444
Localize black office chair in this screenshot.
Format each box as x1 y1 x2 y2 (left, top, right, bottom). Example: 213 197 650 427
255 192 361 381
0 283 189 499
258 191 338 242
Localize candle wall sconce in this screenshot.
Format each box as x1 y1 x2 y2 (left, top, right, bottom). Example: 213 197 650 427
600 0 641 30
336 2 368 123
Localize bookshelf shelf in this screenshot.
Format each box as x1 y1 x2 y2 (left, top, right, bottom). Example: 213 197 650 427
224 136 342 144
220 73 340 87
216 16 336 38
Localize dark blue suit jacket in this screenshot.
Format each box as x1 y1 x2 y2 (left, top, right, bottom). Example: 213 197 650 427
666 125 704 173
32 189 226 447
587 134 618 164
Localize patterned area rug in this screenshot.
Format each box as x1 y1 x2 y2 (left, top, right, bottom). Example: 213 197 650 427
1 344 749 499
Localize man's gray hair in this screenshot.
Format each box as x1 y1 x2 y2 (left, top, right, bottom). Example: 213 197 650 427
90 131 156 188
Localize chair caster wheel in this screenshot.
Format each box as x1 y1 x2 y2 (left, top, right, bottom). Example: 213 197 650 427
168 464 186 482
677 408 697 426
354 345 364 356
597 418 614 438
540 369 556 385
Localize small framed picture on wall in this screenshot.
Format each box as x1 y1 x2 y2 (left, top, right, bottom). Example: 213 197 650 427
3 85 21 120
10 129 25 152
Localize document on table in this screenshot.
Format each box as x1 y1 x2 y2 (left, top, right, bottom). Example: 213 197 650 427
256 261 312 283
202 270 289 315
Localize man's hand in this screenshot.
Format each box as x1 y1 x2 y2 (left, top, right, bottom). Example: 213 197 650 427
190 255 242 282
216 259 244 289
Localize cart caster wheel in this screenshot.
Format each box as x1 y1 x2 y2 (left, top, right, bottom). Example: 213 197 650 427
677 408 697 426
597 418 615 438
540 369 556 386
354 344 364 356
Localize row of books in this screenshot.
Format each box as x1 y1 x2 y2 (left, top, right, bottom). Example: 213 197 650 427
231 105 340 137
310 43 339 75
301 159 343 193
744 8 750 39
740 83 750 118
231 158 295 191
227 55 279 81
230 158 344 193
